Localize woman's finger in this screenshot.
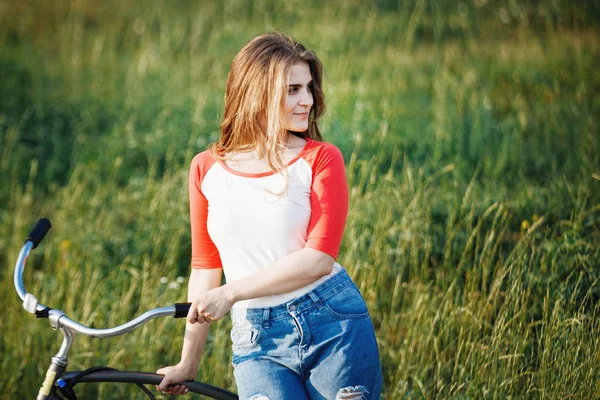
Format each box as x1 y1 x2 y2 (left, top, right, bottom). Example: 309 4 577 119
171 384 188 395
186 304 198 324
171 384 190 395
158 374 177 392
187 303 207 324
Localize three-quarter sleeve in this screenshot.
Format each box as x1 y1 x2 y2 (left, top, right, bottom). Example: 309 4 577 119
189 153 223 269
304 144 349 259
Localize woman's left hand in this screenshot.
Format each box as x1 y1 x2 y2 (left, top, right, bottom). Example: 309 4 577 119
187 285 234 324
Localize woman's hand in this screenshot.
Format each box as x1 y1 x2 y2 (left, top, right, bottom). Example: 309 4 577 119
156 363 196 395
187 285 234 324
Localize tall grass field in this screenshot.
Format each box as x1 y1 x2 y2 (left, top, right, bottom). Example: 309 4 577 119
1 1 599 398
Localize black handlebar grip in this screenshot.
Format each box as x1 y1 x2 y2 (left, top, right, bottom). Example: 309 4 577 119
26 218 52 249
174 303 192 318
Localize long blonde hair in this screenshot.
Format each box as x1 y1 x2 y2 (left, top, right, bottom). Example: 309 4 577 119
210 32 325 171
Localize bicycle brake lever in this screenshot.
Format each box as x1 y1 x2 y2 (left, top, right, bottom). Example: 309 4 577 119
23 293 39 314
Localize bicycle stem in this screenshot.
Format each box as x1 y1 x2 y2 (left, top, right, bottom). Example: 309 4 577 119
34 314 73 400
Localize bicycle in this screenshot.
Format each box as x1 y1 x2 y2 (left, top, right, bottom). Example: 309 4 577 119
14 218 239 400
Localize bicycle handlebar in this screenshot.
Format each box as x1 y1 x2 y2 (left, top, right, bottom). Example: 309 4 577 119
15 219 192 339
56 307 176 338
26 218 51 248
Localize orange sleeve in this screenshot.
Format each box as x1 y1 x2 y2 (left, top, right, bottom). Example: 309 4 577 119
304 143 349 259
189 152 222 269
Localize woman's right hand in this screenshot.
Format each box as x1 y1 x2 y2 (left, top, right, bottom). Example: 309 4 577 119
156 363 196 396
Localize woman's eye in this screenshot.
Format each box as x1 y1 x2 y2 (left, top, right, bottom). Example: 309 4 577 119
288 87 298 94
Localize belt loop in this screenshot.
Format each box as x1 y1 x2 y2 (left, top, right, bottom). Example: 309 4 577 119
262 308 270 328
308 291 323 310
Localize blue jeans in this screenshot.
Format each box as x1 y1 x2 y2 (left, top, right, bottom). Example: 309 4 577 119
230 269 383 400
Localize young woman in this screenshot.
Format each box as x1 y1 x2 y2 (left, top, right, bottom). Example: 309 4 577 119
156 32 383 399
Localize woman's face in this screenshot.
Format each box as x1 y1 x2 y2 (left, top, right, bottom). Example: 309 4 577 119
281 62 314 133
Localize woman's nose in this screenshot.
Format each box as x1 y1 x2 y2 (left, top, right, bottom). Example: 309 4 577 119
299 88 313 106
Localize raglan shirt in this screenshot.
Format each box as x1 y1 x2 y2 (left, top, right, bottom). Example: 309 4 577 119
189 138 349 308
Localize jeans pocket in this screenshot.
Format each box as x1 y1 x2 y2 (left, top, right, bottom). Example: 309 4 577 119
324 284 370 320
230 322 261 352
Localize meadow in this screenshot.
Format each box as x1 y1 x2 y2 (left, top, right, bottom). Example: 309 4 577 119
1 0 599 398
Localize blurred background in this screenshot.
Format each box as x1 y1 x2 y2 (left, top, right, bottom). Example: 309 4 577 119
1 0 599 398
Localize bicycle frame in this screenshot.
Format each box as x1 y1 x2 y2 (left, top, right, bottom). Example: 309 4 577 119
14 219 237 400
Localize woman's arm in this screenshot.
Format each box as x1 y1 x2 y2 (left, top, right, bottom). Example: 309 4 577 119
156 268 222 393
180 268 223 371
227 247 333 301
187 247 334 322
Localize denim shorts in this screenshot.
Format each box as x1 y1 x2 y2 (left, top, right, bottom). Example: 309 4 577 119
230 268 383 400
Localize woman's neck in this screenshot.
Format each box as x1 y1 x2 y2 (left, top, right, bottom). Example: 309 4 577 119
222 133 308 173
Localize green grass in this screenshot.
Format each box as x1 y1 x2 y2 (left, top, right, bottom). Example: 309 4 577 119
1 1 599 398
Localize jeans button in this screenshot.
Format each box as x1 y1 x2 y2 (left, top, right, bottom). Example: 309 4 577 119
289 304 296 312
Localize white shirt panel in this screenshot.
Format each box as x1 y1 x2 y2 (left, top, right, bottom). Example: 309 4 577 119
202 158 340 308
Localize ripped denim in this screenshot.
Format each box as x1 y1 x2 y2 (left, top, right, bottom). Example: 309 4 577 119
230 268 383 400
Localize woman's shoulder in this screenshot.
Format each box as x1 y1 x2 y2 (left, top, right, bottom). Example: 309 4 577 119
190 149 219 176
302 139 344 164
191 148 218 163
